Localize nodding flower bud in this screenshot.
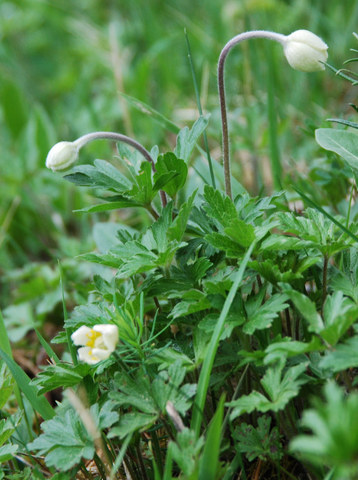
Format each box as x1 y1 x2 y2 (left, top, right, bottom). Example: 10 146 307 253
283 30 328 72
45 141 79 171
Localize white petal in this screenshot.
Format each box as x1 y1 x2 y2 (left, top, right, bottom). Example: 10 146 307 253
71 326 92 346
93 325 119 352
91 348 112 361
77 347 101 365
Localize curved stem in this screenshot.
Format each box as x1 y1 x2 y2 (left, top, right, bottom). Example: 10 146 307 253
74 131 167 207
217 31 286 199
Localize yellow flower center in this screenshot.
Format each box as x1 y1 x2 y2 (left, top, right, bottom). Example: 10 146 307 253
85 330 102 348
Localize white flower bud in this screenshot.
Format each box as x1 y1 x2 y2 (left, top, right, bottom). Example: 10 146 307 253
283 30 328 72
45 141 79 171
71 324 119 365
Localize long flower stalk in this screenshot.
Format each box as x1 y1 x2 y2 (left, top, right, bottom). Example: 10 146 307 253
218 29 328 198
46 131 167 207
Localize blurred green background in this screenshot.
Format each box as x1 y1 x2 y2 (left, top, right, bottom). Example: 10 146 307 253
1 0 357 331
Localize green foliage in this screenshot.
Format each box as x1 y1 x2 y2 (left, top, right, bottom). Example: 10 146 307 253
28 402 118 471
0 413 21 465
154 153 188 198
198 395 225 480
234 416 283 462
290 382 358 478
30 363 90 395
0 349 55 421
169 428 204 477
228 363 307 420
3 2 358 479
243 290 289 335
316 128 358 172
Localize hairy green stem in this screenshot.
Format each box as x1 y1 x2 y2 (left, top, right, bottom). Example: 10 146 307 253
217 31 285 198
185 29 216 188
75 131 167 207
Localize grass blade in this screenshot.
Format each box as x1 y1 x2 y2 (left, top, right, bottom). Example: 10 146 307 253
191 242 255 438
110 433 132 479
119 92 180 133
34 327 60 363
198 395 225 480
0 349 55 420
58 260 78 365
0 310 12 357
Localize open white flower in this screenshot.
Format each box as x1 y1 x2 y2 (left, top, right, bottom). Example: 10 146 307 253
45 141 79 171
283 30 328 72
71 324 119 365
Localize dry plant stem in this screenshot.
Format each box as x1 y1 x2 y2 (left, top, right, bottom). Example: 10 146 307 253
75 132 167 208
217 31 285 198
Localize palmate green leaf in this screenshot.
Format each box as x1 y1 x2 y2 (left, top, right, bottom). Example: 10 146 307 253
175 257 213 285
153 153 187 198
203 186 255 248
28 402 118 471
111 362 195 421
174 115 209 163
261 234 314 251
30 363 90 395
290 381 358 478
250 257 319 285
275 209 355 256
129 161 154 204
0 412 21 447
169 289 211 319
320 291 358 345
234 415 283 462
169 428 204 477
109 413 156 440
294 187 358 245
319 336 358 372
282 286 324 333
243 292 289 335
82 241 157 276
148 347 194 371
151 366 196 415
228 363 307 420
264 336 323 365
284 287 358 345
152 171 179 193
224 219 255 248
203 185 238 228
205 233 243 258
28 408 94 471
334 270 358 303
